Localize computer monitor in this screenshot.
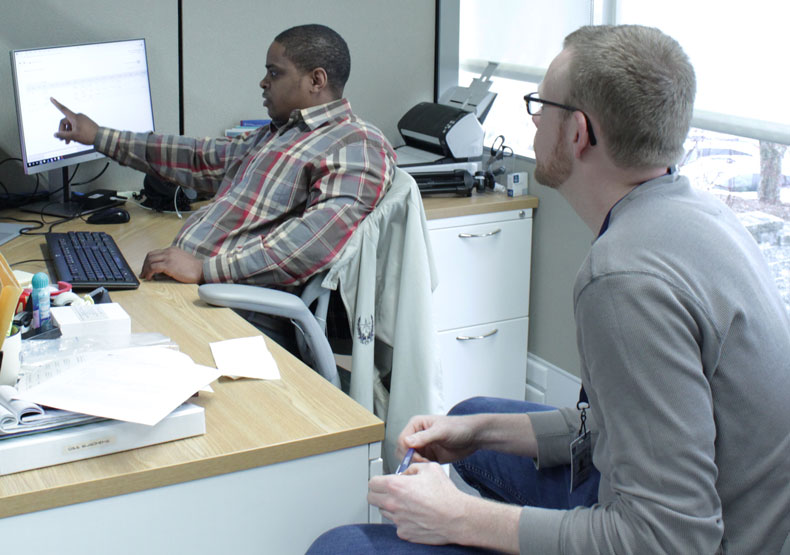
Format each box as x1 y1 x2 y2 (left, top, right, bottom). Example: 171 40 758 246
10 38 155 217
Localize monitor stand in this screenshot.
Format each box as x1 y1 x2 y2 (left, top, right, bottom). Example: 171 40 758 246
21 167 122 218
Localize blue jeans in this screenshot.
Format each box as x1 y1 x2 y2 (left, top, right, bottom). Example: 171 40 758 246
306 397 601 554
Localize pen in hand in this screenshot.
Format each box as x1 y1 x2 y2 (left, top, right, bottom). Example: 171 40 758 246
395 447 415 475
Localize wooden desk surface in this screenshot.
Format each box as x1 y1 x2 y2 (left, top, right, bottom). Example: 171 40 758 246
0 203 383 519
422 191 538 221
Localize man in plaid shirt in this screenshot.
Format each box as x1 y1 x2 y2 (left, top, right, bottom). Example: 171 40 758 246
52 24 396 291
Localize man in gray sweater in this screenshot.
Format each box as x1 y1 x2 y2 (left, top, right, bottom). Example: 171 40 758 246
307 25 790 554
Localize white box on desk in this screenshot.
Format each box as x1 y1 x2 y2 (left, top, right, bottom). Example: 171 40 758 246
0 402 205 476
51 302 131 337
507 172 529 197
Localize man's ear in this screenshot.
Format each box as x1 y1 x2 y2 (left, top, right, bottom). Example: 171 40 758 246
571 110 593 158
309 67 328 93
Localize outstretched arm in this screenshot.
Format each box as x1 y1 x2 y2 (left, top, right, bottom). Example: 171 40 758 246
51 97 99 145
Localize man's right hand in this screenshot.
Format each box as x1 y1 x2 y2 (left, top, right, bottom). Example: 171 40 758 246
398 414 480 465
51 97 99 145
398 411 539 464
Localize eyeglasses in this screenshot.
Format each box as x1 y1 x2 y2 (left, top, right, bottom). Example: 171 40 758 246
524 92 597 146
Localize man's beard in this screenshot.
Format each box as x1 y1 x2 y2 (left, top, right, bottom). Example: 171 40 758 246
534 133 572 189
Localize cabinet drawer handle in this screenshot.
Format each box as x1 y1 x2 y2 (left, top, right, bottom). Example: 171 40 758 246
458 228 501 239
456 328 499 341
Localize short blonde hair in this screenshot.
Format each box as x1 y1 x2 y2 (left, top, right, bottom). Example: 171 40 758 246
563 25 696 169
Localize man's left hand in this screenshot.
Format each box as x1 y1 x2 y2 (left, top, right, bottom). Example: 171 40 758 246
368 462 469 545
140 246 204 283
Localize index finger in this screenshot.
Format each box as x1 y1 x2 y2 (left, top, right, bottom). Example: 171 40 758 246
50 97 74 117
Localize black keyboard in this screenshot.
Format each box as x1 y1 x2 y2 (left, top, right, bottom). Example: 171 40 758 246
45 231 140 290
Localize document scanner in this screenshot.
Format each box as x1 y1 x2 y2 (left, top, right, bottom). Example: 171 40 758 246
396 63 498 195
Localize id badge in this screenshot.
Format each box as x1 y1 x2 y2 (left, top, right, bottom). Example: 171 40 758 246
569 430 592 493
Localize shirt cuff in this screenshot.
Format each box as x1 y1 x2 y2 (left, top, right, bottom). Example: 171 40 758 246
529 409 576 468
201 253 234 284
519 506 564 554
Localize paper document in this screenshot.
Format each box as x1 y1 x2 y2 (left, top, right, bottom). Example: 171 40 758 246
16 346 220 426
210 336 280 380
17 332 175 391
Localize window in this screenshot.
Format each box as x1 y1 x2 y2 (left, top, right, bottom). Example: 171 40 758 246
618 0 790 144
439 0 790 313
441 0 790 148
619 1 790 315
443 0 593 156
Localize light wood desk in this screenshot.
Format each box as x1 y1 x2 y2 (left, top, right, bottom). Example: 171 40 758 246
0 203 384 555
421 190 538 221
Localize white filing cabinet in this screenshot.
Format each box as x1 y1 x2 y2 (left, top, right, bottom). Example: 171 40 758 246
427 207 533 410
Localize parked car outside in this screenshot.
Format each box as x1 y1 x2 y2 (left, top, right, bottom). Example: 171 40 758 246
681 156 790 200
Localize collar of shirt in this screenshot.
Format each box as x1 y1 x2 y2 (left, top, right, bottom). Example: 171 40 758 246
273 98 352 135
597 166 678 239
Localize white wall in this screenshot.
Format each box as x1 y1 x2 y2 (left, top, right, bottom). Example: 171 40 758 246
181 0 435 145
0 0 179 197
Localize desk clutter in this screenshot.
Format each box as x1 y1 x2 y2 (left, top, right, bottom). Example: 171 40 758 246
0 318 216 475
0 253 280 476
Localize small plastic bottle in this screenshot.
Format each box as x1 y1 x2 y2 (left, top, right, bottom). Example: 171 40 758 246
31 272 52 332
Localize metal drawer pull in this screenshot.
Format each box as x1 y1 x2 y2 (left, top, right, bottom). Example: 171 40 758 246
458 228 501 238
456 328 499 341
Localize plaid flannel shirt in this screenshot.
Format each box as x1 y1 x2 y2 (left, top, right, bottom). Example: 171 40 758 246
95 99 395 287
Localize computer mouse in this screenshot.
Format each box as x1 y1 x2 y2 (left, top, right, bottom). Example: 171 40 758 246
86 207 131 225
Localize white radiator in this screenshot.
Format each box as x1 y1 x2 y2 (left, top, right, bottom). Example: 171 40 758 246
526 353 582 408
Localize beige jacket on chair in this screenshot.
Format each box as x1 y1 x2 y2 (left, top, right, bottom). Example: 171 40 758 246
323 168 443 471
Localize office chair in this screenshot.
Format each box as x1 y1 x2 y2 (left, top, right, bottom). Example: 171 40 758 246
198 168 443 470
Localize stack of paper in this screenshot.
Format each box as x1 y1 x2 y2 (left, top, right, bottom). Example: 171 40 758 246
15 345 220 426
0 344 217 475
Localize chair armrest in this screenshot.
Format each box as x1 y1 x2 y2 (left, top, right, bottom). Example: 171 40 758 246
198 283 313 321
198 283 340 388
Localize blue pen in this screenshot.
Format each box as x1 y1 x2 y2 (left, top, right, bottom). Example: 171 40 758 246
395 447 415 475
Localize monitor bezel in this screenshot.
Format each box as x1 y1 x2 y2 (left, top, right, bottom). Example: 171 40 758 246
9 38 155 217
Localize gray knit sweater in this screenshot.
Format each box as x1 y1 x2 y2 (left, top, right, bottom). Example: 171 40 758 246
523 172 790 554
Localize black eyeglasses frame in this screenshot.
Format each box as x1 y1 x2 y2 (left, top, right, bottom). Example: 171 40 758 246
524 92 597 146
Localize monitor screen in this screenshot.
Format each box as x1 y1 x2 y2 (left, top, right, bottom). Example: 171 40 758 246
10 38 155 175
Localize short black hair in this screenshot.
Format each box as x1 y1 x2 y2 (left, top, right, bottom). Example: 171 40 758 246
274 24 350 97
